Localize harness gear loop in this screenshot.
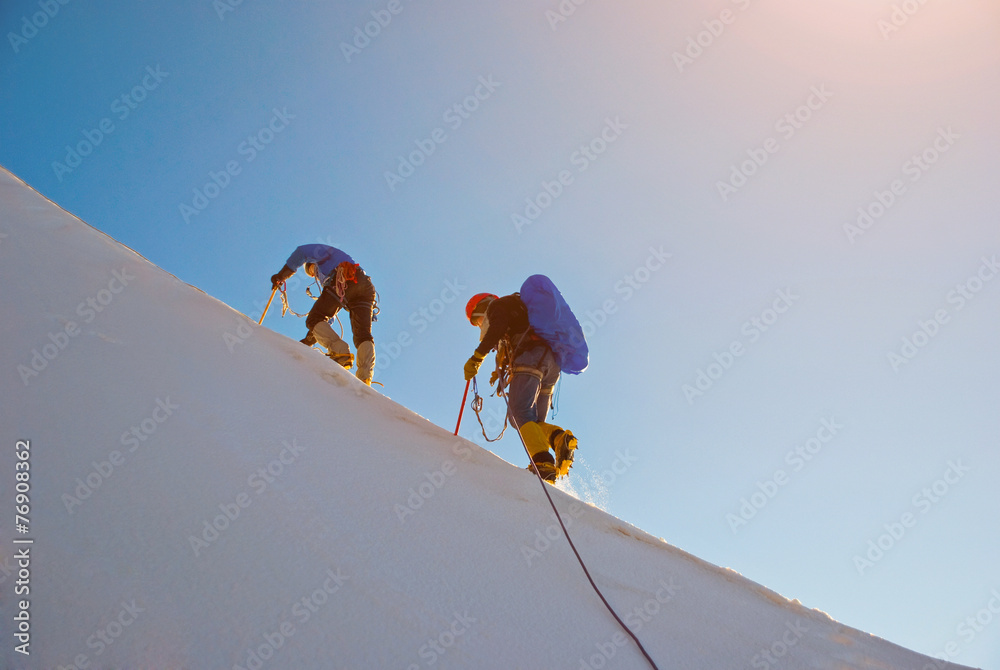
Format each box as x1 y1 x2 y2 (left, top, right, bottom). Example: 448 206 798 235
333 261 360 302
305 275 323 299
471 377 508 443
278 284 311 318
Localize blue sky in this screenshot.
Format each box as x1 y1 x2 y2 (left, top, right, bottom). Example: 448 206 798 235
3 0 999 667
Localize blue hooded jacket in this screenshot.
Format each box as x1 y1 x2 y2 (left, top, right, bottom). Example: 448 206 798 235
283 244 356 285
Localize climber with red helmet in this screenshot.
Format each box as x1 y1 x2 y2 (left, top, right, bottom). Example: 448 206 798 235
463 291 577 482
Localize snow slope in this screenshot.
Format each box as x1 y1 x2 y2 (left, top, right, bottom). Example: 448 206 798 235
0 165 975 669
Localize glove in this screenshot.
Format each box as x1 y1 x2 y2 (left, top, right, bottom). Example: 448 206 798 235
464 352 485 381
271 266 294 289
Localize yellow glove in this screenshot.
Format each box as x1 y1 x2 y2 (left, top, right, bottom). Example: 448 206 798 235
464 352 485 381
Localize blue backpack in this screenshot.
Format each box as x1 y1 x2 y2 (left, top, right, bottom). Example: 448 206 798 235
520 275 589 375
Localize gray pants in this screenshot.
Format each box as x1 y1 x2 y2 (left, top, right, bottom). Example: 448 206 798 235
507 344 560 428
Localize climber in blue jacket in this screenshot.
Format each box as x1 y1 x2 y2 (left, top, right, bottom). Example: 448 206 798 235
271 244 376 385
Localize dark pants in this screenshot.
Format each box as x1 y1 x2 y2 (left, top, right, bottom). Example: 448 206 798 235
304 272 376 347
507 344 560 429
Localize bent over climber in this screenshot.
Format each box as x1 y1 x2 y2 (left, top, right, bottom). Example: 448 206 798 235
463 291 578 482
271 243 377 385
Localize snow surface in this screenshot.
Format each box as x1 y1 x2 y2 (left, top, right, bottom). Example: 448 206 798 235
0 165 976 669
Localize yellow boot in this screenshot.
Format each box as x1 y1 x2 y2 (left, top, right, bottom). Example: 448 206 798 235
538 422 577 477
519 422 557 482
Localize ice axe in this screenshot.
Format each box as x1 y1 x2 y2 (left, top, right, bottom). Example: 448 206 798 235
258 285 278 325
454 379 471 435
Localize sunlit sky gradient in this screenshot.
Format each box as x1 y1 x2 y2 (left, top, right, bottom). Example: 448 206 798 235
2 1 998 667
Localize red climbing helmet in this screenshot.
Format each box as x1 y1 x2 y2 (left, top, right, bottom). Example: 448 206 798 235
465 293 498 324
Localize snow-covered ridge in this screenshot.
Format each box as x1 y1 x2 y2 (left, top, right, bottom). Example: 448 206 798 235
0 165 975 669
